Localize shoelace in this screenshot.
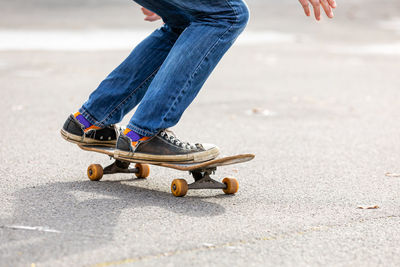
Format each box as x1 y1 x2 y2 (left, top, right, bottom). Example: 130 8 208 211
159 129 197 150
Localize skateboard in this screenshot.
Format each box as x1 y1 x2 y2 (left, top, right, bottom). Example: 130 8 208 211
78 145 255 197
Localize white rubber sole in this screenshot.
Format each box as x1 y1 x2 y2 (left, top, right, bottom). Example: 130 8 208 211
60 129 116 147
114 145 220 163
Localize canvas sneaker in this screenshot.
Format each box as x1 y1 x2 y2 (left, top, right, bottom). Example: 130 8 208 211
114 129 219 163
60 114 118 147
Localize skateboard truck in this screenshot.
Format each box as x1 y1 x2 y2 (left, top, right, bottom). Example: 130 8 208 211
170 167 238 197
103 160 137 175
188 168 227 190
87 160 150 181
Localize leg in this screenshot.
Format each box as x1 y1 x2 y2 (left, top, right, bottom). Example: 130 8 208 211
79 24 183 127
127 0 250 136
114 0 249 163
61 5 191 147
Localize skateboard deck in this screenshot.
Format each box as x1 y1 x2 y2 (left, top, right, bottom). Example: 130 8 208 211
78 144 255 197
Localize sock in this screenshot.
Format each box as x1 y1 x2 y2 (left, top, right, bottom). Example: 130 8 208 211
123 128 150 145
74 112 100 132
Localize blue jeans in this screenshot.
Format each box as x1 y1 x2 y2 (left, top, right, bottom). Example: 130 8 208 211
79 0 249 136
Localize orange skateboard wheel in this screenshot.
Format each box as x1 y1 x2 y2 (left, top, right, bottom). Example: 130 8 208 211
135 163 150 178
222 178 239 194
87 164 103 181
171 179 188 197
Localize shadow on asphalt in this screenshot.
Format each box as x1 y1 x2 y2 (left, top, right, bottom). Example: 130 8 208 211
1 179 226 264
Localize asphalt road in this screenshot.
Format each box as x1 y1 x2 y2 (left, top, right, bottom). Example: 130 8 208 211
1 0 400 266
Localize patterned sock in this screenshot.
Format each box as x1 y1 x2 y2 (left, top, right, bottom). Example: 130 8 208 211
74 112 100 132
123 128 150 146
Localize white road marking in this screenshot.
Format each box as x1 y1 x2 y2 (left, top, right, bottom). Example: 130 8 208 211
2 225 61 233
0 29 296 51
2 29 397 55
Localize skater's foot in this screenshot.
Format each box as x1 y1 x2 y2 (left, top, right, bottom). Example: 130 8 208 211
60 113 118 147
115 129 219 163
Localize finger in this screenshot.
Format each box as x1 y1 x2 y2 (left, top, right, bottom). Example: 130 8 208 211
327 0 337 8
141 7 154 16
310 0 321 21
320 0 333 18
145 15 161 22
299 0 311 16
303 5 311 17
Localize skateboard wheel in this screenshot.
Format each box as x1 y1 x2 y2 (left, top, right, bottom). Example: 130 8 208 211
87 164 103 181
222 178 239 194
171 179 188 197
135 163 150 178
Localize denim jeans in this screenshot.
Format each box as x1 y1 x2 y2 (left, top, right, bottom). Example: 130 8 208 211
79 0 249 136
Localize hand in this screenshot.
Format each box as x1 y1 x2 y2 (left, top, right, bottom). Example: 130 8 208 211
141 7 162 22
298 0 337 21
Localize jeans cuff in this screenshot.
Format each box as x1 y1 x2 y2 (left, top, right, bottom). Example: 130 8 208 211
79 107 105 128
127 123 157 137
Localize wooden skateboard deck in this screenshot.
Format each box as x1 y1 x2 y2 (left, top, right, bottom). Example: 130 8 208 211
78 144 255 197
79 145 254 171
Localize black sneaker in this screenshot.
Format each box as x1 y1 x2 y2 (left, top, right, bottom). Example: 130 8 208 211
60 114 118 147
114 129 220 163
